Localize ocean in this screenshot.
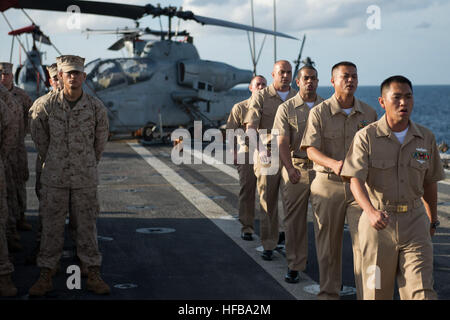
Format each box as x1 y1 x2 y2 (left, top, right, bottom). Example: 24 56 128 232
235 85 450 152
316 85 450 151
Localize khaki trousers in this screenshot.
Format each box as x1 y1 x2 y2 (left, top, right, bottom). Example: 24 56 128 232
254 158 282 251
37 186 102 269
236 162 257 234
310 172 363 300
280 160 313 271
358 204 436 300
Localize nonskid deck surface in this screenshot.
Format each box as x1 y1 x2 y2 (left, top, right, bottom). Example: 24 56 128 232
3 137 450 300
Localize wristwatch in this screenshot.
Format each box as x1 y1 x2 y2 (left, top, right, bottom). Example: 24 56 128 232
431 220 440 229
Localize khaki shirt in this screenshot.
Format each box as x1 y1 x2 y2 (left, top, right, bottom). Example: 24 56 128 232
341 115 445 206
300 94 378 173
226 98 250 131
226 97 251 152
244 84 297 146
30 90 109 188
10 86 33 134
273 93 324 159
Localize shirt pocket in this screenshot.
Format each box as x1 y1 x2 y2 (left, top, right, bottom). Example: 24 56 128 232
323 129 343 157
296 117 307 133
369 159 396 189
408 158 429 194
49 114 66 141
78 111 96 140
288 116 298 130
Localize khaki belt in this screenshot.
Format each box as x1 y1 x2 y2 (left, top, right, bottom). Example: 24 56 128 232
378 198 423 213
316 171 344 182
292 157 313 165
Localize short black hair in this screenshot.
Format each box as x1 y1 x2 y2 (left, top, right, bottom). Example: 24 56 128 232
296 66 318 80
331 61 357 76
380 75 413 96
251 75 266 83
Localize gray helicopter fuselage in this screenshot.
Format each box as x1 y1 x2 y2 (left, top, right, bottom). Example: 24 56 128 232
83 40 252 134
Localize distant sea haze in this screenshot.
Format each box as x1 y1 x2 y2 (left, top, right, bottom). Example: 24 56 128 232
234 85 450 151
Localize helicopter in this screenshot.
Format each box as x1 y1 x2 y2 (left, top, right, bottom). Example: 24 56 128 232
0 0 299 141
4 23 58 101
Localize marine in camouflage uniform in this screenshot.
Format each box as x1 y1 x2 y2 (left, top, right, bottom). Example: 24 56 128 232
0 62 33 232
27 64 74 267
0 83 23 252
0 98 18 296
29 55 110 296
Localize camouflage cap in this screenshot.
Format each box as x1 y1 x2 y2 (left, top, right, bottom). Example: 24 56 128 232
46 63 58 78
0 62 13 74
56 55 85 73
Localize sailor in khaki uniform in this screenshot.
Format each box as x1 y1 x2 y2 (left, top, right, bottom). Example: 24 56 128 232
273 66 323 283
300 62 377 299
245 60 297 260
0 62 32 232
226 75 267 241
341 76 445 300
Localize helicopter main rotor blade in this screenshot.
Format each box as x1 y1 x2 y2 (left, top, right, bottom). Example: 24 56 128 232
1 0 297 40
84 28 143 35
85 27 189 37
32 31 51 45
0 0 148 20
190 14 297 40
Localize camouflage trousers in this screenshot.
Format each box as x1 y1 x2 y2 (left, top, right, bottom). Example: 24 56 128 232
5 146 28 238
6 180 26 239
5 164 19 240
0 164 14 276
37 186 102 269
34 157 76 244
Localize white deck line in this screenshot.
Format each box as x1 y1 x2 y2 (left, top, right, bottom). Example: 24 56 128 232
128 142 317 300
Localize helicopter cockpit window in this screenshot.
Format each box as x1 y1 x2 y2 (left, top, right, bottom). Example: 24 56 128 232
117 59 155 85
19 66 46 84
84 59 99 77
88 61 126 91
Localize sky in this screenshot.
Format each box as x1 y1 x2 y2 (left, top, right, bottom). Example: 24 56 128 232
1 0 449 86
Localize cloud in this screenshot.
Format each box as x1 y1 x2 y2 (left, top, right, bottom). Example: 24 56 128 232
415 21 431 29
180 0 447 36
4 0 444 38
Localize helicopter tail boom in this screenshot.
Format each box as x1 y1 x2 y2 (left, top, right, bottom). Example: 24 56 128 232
177 60 252 93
